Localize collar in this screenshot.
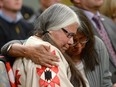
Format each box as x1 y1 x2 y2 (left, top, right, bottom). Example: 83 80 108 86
0 10 23 23
82 10 101 20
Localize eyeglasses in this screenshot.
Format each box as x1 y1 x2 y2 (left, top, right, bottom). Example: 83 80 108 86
61 28 75 38
72 37 89 46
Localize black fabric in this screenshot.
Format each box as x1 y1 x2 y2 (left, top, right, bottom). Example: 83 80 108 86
21 5 34 20
0 17 33 51
0 17 33 65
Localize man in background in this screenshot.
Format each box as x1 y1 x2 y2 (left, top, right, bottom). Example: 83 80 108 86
0 0 33 53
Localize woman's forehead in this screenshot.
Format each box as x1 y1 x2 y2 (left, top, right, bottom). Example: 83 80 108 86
75 32 86 38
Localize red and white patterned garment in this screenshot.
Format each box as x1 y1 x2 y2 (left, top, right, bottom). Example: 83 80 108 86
6 62 16 87
13 36 73 87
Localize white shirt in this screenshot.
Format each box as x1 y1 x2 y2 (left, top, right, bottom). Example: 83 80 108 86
75 62 90 87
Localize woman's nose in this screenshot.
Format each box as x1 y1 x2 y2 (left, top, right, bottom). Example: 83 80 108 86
68 37 74 45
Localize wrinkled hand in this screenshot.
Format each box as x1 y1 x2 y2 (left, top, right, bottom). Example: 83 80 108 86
25 45 59 67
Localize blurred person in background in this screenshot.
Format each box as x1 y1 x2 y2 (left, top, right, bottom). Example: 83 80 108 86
100 0 116 24
70 0 116 85
29 0 61 22
0 0 33 53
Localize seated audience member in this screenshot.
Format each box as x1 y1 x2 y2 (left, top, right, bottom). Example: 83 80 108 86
9 4 86 87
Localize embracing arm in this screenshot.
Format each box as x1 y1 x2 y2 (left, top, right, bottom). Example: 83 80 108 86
1 40 59 67
1 40 24 56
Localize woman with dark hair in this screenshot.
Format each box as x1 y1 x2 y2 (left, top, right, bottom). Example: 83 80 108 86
66 8 112 87
67 7 99 71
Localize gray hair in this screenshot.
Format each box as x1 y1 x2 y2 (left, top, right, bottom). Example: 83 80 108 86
34 3 80 34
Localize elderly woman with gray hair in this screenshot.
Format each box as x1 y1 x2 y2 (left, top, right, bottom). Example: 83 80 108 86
12 4 86 87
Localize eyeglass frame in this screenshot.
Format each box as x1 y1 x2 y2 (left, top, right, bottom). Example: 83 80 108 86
61 28 75 38
72 37 89 46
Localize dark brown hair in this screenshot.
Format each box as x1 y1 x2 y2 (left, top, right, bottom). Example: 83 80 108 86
70 6 99 71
